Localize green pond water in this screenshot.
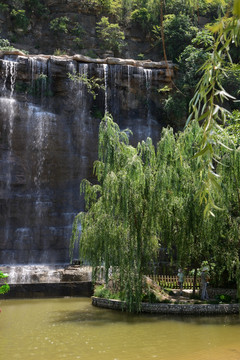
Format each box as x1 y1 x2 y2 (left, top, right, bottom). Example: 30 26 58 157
0 297 240 360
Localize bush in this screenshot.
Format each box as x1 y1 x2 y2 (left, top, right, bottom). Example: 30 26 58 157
0 271 10 295
50 16 70 34
215 294 232 303
10 9 29 32
0 38 11 48
94 285 121 299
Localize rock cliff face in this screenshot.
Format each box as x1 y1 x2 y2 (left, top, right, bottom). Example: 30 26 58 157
0 0 159 60
0 52 175 264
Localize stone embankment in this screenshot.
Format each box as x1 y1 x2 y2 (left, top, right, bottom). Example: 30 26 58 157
92 297 240 315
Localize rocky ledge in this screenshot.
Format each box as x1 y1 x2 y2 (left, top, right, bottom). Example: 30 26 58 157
0 50 175 74
92 297 240 315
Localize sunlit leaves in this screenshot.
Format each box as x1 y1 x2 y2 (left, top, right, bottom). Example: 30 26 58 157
187 13 240 215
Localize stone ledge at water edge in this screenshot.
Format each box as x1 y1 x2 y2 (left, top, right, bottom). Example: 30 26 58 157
92 296 240 315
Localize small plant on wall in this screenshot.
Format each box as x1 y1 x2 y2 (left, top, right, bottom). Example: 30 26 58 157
0 271 10 295
10 9 30 32
50 16 70 34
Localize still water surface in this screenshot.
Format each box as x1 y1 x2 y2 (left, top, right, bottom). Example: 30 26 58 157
0 297 240 360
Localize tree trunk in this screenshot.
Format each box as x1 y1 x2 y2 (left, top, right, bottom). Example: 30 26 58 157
193 267 197 297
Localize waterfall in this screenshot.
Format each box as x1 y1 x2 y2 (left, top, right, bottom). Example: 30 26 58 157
2 58 18 97
1 58 18 253
144 68 153 139
103 64 108 114
0 54 168 266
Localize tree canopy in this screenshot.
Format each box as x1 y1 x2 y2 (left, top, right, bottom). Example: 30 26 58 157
71 114 240 311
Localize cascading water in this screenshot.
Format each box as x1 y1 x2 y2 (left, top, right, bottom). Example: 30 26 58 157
0 54 171 270
103 63 108 114
1 58 18 259
144 68 153 139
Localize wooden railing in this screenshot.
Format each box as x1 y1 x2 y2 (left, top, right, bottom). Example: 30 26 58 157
147 274 201 289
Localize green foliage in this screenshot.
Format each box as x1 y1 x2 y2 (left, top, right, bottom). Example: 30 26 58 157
94 285 121 299
0 2 9 12
152 14 198 61
71 114 159 312
215 294 232 303
53 49 68 56
130 7 151 31
28 73 52 97
0 271 10 295
50 16 70 34
71 114 240 311
225 110 240 146
68 71 105 100
10 9 29 31
220 63 240 111
0 38 11 48
0 37 28 53
96 16 125 55
201 0 228 18
187 15 240 215
24 0 49 17
71 22 85 37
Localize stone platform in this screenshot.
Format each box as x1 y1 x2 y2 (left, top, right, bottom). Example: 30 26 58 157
92 296 240 315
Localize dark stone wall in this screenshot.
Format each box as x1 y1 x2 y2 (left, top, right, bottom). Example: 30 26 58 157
2 282 93 298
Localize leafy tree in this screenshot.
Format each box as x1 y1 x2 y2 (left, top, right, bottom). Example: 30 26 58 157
152 13 198 61
162 29 212 127
96 16 125 55
71 115 240 310
130 7 151 31
71 114 159 312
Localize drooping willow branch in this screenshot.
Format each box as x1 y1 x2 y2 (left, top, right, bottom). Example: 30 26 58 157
186 6 240 215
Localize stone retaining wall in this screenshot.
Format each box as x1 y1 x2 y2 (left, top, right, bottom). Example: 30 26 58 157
207 287 237 299
92 297 240 315
2 282 93 299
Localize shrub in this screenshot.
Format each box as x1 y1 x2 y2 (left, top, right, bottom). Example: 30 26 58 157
0 38 11 48
50 16 70 34
0 271 10 295
71 22 84 37
10 9 29 32
94 285 121 299
54 48 68 56
215 294 232 303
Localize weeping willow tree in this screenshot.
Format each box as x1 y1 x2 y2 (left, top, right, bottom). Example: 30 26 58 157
70 114 159 312
71 113 240 310
155 121 240 295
